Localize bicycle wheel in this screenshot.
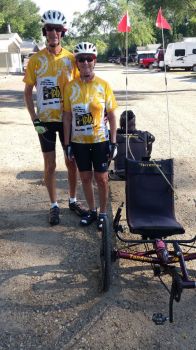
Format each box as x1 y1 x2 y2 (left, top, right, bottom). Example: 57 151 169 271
100 215 112 292
169 269 183 323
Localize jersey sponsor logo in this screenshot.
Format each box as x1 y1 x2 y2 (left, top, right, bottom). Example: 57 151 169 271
43 86 61 100
76 113 94 127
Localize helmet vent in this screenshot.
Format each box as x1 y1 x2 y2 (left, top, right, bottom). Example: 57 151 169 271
41 10 66 25
73 42 98 57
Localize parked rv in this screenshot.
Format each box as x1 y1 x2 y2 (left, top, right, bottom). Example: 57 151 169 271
164 41 196 71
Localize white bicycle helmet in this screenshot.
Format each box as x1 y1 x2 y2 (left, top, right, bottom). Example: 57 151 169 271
41 10 66 26
74 42 97 57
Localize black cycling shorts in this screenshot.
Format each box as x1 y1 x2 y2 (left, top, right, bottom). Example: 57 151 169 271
71 141 110 172
38 122 65 153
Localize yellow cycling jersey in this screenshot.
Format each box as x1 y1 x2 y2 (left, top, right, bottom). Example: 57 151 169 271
63 76 118 143
23 47 79 122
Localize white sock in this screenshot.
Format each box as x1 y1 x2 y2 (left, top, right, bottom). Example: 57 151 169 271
69 197 77 203
51 202 59 208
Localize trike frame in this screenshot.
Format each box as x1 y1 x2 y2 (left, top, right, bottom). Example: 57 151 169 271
100 206 196 324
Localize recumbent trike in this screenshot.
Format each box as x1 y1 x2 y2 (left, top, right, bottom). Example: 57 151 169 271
100 130 196 324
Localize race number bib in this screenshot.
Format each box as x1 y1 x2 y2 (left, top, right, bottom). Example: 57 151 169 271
37 76 61 113
43 86 61 100
75 113 94 127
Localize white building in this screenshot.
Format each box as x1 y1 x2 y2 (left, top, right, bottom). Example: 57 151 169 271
0 33 23 74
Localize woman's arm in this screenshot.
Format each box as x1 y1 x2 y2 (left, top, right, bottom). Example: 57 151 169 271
107 110 117 143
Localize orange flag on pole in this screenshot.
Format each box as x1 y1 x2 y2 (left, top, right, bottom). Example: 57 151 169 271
117 11 131 32
156 8 171 30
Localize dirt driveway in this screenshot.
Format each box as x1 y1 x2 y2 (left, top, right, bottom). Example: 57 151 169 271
0 66 196 349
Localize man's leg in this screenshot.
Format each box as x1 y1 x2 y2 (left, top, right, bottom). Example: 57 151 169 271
43 151 60 225
43 151 57 203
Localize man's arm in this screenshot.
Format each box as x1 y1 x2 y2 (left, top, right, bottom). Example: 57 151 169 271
24 83 37 122
63 111 72 145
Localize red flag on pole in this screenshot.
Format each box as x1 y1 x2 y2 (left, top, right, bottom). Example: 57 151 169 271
156 8 171 30
117 11 131 32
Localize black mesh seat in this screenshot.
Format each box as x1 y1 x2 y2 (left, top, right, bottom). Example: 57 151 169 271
126 158 185 239
114 131 153 179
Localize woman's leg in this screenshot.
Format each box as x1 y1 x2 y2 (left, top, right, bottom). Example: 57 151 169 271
94 171 109 213
79 171 95 210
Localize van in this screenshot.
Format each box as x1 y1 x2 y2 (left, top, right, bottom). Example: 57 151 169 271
120 54 137 66
152 49 165 69
136 51 156 66
164 41 196 71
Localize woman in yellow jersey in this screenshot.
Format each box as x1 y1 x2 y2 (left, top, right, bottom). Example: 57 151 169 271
24 10 87 226
63 42 118 229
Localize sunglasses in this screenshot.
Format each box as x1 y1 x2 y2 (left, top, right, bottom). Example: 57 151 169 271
77 56 94 63
45 25 63 32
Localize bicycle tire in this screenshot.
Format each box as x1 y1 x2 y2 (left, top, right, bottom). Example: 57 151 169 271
169 269 183 322
100 216 112 292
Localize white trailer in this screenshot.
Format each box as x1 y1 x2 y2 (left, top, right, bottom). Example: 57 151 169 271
164 40 196 71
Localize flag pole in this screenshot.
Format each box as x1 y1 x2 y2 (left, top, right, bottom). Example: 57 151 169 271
125 2 129 158
117 2 130 158
160 8 172 158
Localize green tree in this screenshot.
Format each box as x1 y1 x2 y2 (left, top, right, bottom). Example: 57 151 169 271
71 0 119 36
0 0 41 41
71 0 156 57
63 0 196 58
140 0 196 41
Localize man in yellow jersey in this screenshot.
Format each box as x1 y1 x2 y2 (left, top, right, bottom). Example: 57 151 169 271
63 42 117 230
24 10 87 225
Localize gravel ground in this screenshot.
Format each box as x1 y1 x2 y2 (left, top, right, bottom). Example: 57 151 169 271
0 65 196 349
